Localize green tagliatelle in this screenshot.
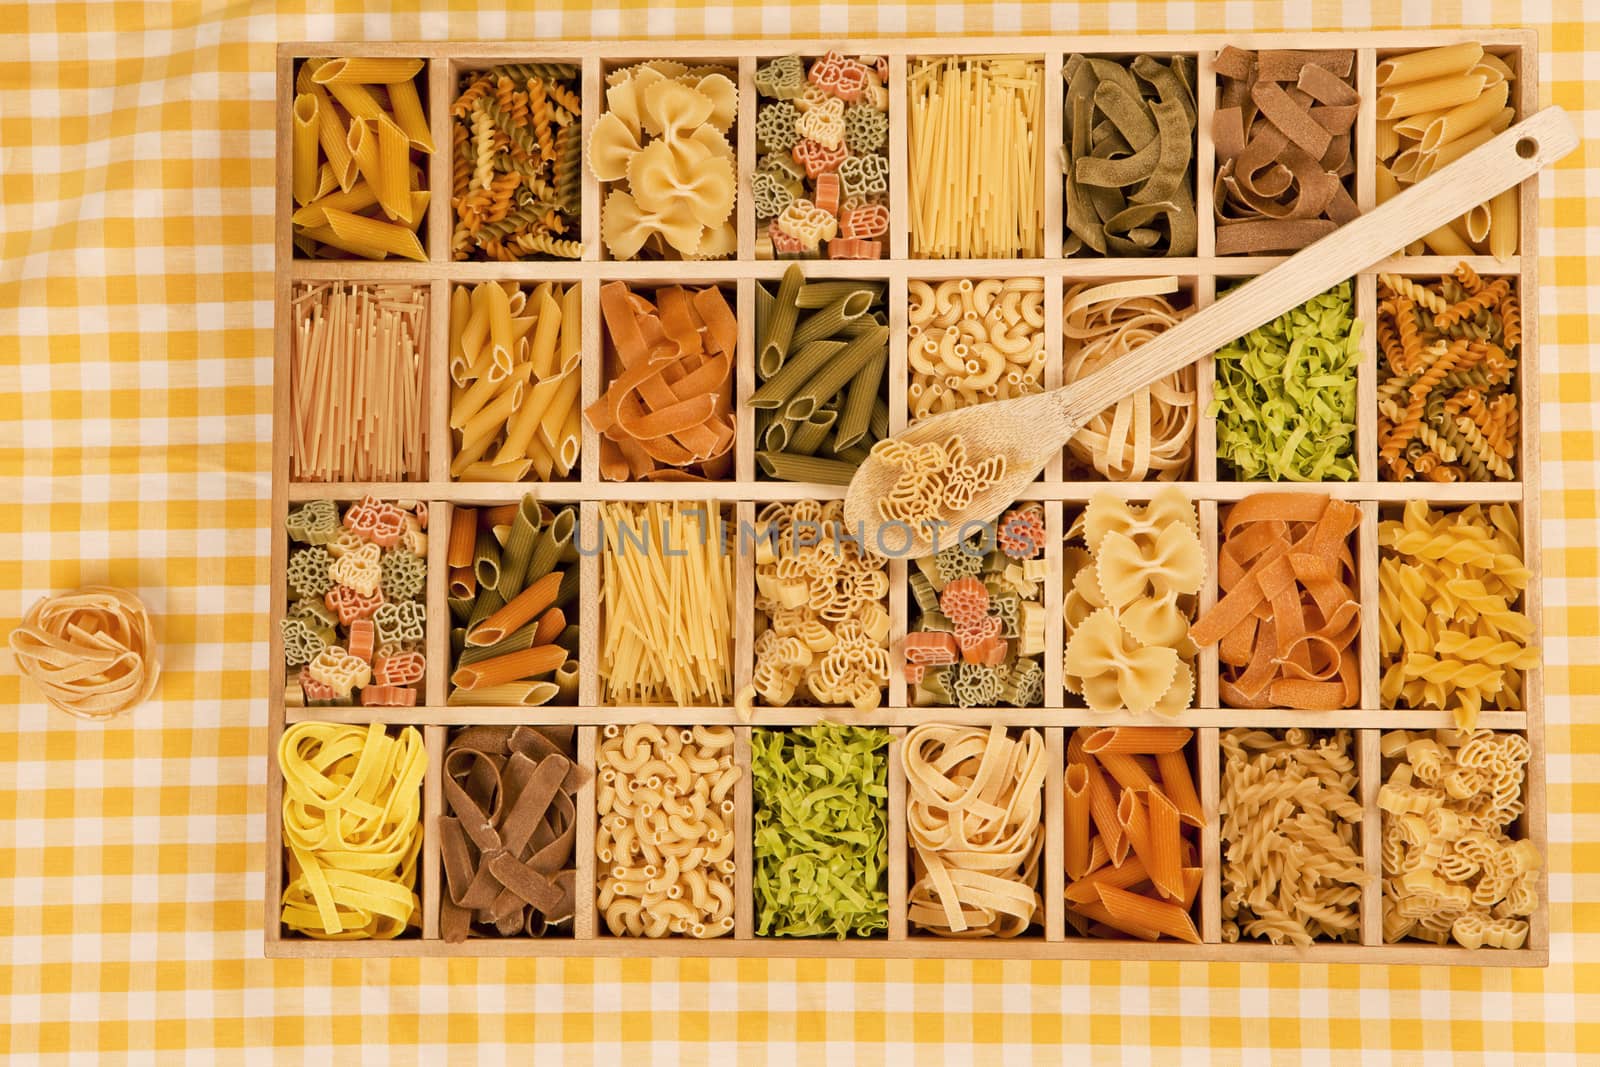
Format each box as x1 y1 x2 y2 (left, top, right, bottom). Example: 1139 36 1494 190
752 724 891 938
1211 280 1361 482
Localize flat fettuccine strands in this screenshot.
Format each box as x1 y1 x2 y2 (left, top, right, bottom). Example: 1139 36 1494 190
278 722 426 939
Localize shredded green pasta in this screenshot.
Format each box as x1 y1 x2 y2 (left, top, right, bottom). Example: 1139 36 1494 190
1211 280 1360 482
752 724 890 938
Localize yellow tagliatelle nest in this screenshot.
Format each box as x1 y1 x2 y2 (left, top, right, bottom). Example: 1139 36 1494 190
278 722 426 939
9 586 161 720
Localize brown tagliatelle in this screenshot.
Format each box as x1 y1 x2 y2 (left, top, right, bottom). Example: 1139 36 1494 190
1189 493 1362 710
1212 46 1359 254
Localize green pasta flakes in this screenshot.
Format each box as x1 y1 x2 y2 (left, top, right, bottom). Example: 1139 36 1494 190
752 724 890 939
1211 280 1361 482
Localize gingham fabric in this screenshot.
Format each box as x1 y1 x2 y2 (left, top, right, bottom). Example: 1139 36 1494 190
2 2 1596 1063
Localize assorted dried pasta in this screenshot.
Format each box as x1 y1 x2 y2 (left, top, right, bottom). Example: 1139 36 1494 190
1062 490 1203 715
588 282 737 481
1212 281 1360 482
8 587 160 721
1062 278 1196 480
1377 267 1520 483
1062 54 1198 257
907 278 1046 423
598 502 734 706
907 504 1048 709
446 498 581 707
905 723 1046 937
1064 727 1203 942
282 497 429 708
753 266 889 483
1190 493 1362 710
1378 502 1537 729
439 725 588 940
290 282 428 483
1219 728 1367 946
595 724 739 938
753 52 891 260
907 56 1044 259
750 501 891 712
591 61 738 260
279 722 425 938
451 63 583 260
291 57 431 260
1379 728 1540 949
752 725 891 938
449 280 582 481
1212 47 1359 254
1378 43 1518 257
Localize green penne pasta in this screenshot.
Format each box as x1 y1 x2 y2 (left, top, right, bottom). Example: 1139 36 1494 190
789 291 874 348
555 565 580 609
833 348 887 450
787 408 837 456
448 596 475 625
748 339 847 409
473 529 501 591
451 626 467 657
465 585 506 631
782 325 889 421
526 507 577 584
496 494 544 599
757 263 804 378
795 280 883 309
456 619 541 665
755 451 858 485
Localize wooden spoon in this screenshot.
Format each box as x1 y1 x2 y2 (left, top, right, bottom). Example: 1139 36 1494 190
844 106 1576 558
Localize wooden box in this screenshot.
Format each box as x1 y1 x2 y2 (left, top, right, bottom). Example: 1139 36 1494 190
269 31 1547 964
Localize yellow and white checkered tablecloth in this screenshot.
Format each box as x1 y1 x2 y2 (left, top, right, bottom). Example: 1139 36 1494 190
2 1 1597 1062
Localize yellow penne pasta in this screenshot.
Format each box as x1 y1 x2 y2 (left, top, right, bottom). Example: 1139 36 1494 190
295 223 389 260
313 57 424 85
459 459 534 482
1472 52 1516 86
527 287 563 378
554 419 580 476
1375 42 1482 87
310 85 357 192
314 163 338 200
1375 118 1401 160
346 117 382 195
1464 203 1492 244
291 181 379 228
462 283 492 365
292 93 321 206
1419 219 1474 256
486 281 514 371
1376 72 1487 120
1420 78 1508 150
320 79 386 121
452 361 532 431
1375 163 1402 205
322 207 426 261
295 57 329 94
1488 187 1518 260
374 115 414 224
526 435 557 481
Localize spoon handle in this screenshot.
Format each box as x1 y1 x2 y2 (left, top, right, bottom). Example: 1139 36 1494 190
1057 105 1576 430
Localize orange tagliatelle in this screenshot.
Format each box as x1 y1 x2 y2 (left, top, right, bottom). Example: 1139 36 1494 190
586 281 736 481
1189 492 1363 710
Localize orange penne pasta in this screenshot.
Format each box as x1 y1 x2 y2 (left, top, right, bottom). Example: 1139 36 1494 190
1084 726 1194 755
1095 884 1202 945
1065 855 1148 903
1097 751 1155 793
1156 750 1205 828
1065 762 1091 880
447 507 478 567
478 504 520 529
1085 834 1110 875
1144 787 1186 902
448 565 476 600
530 606 566 648
450 644 567 689
1069 897 1161 942
467 570 564 646
1082 757 1123 861
1117 789 1154 875
1180 867 1204 911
